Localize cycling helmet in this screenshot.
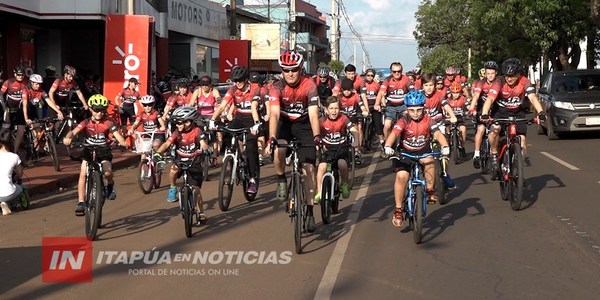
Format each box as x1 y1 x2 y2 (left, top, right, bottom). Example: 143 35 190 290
13 66 25 75
88 94 109 110
436 75 444 83
341 78 353 91
171 106 199 123
45 65 57 72
484 60 498 70
406 70 415 77
365 68 375 76
278 51 304 69
30 74 43 83
230 66 249 81
249 71 260 83
140 95 155 105
405 90 426 107
177 78 189 88
64 65 77 76
199 75 212 86
478 68 486 78
317 66 330 77
413 67 422 75
445 67 457 75
502 58 521 76
450 81 462 93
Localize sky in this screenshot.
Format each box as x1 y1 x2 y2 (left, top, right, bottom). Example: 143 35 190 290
308 0 420 70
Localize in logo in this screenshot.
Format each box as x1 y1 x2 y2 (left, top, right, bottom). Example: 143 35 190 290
42 237 92 283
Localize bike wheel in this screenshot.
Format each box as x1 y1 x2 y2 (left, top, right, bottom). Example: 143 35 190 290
293 173 303 254
20 187 30 210
320 176 332 224
499 151 510 201
413 185 424 244
480 139 490 174
363 121 371 152
509 143 525 211
218 156 235 211
436 159 448 205
202 154 210 181
181 186 193 238
85 171 103 241
137 161 153 194
153 161 162 189
348 147 356 189
452 132 460 164
46 133 61 171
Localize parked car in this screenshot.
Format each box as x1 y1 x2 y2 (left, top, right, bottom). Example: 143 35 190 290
537 69 600 139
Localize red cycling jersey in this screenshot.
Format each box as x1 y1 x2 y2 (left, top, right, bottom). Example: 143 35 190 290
443 76 463 90
472 78 502 110
51 78 80 106
167 92 192 108
363 80 380 106
332 76 365 96
413 78 422 90
424 90 448 123
379 75 411 106
1 79 28 109
167 126 204 159
392 114 440 152
116 88 141 106
76 117 119 145
320 114 352 145
224 84 261 116
269 76 319 122
446 95 467 117
494 76 535 113
339 91 362 117
135 110 163 132
27 88 49 107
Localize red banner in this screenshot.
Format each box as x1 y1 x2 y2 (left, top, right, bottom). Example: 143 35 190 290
219 40 251 83
104 15 152 116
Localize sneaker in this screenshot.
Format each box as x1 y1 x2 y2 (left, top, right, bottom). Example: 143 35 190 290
473 155 481 169
355 153 362 165
276 179 288 201
489 155 499 180
167 186 178 203
106 183 116 200
196 212 207 226
427 189 438 205
1 201 12 215
258 156 264 166
306 215 316 233
246 178 258 194
74 202 85 216
314 192 321 204
442 175 456 190
392 207 403 227
340 183 350 199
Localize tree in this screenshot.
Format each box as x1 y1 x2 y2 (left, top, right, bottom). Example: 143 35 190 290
328 60 344 75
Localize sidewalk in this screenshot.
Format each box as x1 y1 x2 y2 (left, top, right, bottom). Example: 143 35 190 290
22 148 140 197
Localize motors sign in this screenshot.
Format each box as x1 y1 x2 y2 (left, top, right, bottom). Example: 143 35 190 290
168 0 228 40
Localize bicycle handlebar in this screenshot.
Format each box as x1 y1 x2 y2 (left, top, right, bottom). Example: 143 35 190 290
389 151 441 162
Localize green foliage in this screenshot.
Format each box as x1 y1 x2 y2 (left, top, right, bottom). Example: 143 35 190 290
328 60 345 74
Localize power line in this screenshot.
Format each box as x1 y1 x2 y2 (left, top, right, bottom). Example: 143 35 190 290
336 0 371 66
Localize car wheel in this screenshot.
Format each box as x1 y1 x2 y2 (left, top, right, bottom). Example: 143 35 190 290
547 120 560 140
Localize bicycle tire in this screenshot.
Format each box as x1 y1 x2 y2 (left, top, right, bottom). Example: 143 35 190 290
413 185 424 244
218 156 235 211
293 172 303 254
153 161 162 189
320 176 332 224
137 160 153 194
242 159 259 202
181 186 193 238
20 186 30 210
46 132 61 171
202 154 210 181
436 159 448 205
452 130 460 164
363 119 371 152
499 150 511 201
480 139 490 174
348 147 356 189
509 143 525 211
85 171 103 241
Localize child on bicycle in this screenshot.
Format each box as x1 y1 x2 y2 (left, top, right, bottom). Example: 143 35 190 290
127 95 166 162
382 90 450 227
153 106 209 225
315 96 359 203
339 78 369 165
445 81 468 159
63 94 128 215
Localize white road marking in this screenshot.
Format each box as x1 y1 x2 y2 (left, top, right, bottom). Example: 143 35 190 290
540 152 580 170
314 152 381 300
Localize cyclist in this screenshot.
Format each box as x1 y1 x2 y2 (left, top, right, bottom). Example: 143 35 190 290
162 78 192 122
114 77 141 130
154 106 209 224
338 78 369 164
48 65 88 112
480 58 546 179
413 67 422 90
25 74 52 124
444 67 469 99
314 96 359 203
265 50 321 233
469 61 502 169
127 95 166 161
382 90 450 227
0 66 29 160
208 66 262 194
332 64 366 98
63 94 128 215
248 72 271 166
422 73 457 134
445 81 468 160
375 62 411 143
190 75 222 166
435 75 446 94
406 70 416 90
363 68 383 149
314 66 336 108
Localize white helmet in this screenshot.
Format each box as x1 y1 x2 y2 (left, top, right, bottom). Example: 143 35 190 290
140 95 155 104
30 74 43 83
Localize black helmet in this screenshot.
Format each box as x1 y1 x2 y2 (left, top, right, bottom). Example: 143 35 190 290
176 78 189 88
502 58 521 76
341 78 353 91
249 72 261 83
230 66 249 81
484 60 498 70
13 66 25 75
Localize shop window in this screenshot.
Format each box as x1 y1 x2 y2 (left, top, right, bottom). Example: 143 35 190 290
211 47 219 81
196 44 207 75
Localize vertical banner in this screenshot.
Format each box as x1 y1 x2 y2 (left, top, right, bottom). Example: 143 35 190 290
104 15 151 116
219 40 251 83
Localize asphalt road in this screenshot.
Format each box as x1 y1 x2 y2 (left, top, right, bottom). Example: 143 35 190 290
1 127 600 300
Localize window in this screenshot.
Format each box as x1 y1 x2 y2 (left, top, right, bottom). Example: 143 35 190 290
196 44 207 74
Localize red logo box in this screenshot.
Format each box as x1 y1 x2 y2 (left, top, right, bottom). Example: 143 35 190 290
42 237 93 283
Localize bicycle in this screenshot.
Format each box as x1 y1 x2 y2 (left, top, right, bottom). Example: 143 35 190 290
318 144 350 224
390 151 441 244
54 106 87 161
134 131 163 194
13 117 61 171
360 114 376 152
216 125 259 212
430 138 450 205
346 134 356 189
174 156 206 238
445 120 465 164
472 114 491 174
488 116 537 211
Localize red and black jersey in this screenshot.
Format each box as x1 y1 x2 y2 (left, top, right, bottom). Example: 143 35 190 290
224 84 261 116
392 114 440 152
27 87 49 107
339 91 362 117
167 126 204 159
166 92 192 108
446 95 467 116
320 114 353 145
363 80 380 106
269 76 319 122
413 78 422 90
332 76 365 96
494 76 535 113
443 76 463 90
76 117 119 145
472 78 502 109
379 75 410 106
135 110 162 132
51 78 80 105
424 90 448 123
117 88 141 106
1 79 28 109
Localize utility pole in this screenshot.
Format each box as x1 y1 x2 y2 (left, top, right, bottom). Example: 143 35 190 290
353 42 357 67
289 0 297 50
331 0 339 61
230 0 237 37
127 0 134 14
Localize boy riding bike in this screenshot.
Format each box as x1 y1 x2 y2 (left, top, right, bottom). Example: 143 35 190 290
127 95 166 162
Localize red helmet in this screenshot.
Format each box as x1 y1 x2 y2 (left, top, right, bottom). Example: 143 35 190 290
278 51 304 69
450 81 462 93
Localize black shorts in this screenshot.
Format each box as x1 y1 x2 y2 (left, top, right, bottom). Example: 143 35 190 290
277 118 316 165
175 157 203 188
9 108 26 126
82 146 113 163
392 146 432 173
320 145 350 169
120 104 136 125
492 109 528 136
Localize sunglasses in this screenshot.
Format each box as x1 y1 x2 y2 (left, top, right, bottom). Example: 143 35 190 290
319 76 328 79
391 70 402 74
366 74 374 77
282 67 300 73
91 108 106 113
233 79 245 83
175 121 186 125
436 83 444 85
16 73 24 76
142 103 153 107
